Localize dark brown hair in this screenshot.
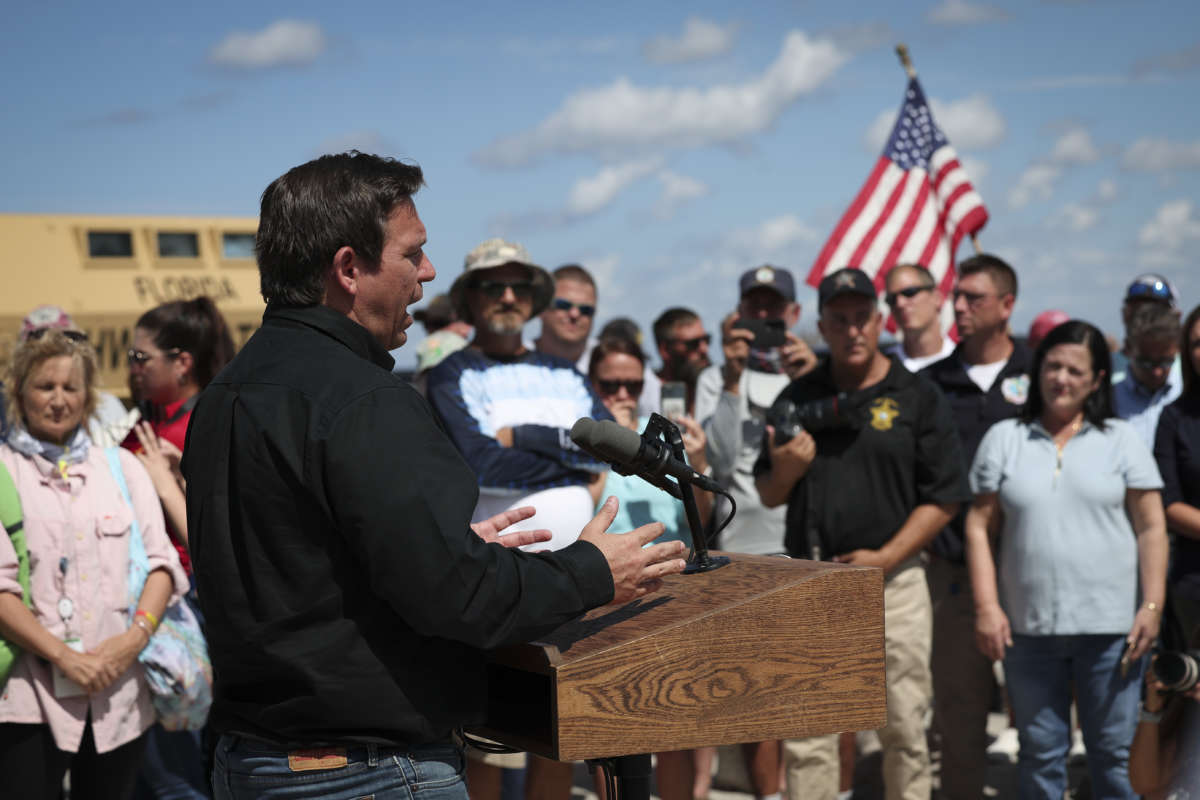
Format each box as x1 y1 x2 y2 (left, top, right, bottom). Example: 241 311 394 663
136 296 235 389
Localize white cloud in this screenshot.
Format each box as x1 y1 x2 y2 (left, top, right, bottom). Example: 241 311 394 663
654 170 710 219
724 214 823 253
1138 199 1200 266
1122 137 1200 171
581 254 624 301
644 17 736 64
1096 178 1118 203
959 156 990 186
926 0 1009 25
565 158 662 216
209 20 326 69
474 30 850 167
1008 164 1063 209
1049 127 1100 165
1047 203 1099 232
864 93 1006 152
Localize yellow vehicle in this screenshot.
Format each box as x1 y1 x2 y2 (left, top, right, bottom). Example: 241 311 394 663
0 213 264 398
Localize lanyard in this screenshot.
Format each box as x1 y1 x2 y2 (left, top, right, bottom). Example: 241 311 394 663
52 469 104 641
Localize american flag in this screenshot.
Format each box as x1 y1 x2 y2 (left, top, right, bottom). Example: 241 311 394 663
807 77 988 319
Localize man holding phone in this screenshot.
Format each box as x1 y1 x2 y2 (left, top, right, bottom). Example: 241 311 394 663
691 266 815 800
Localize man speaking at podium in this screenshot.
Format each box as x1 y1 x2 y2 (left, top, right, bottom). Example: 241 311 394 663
181 152 687 800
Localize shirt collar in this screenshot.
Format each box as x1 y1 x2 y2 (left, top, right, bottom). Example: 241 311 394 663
266 304 396 372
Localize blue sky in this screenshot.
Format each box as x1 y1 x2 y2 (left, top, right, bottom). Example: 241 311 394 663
5 1 1199 368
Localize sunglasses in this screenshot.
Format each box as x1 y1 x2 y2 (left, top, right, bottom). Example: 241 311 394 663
595 379 644 397
669 334 711 351
1126 279 1174 303
127 347 180 366
473 280 534 299
885 285 934 306
1132 356 1175 371
952 289 1000 306
550 297 596 317
25 328 88 343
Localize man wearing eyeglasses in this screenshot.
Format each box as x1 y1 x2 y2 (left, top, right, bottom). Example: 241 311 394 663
652 307 712 416
427 240 620 800
1113 273 1181 385
534 264 597 372
756 267 968 800
1114 302 1182 449
883 264 954 373
919 254 1032 799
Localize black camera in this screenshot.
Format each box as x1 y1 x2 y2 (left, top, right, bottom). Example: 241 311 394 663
1155 649 1200 693
766 394 859 445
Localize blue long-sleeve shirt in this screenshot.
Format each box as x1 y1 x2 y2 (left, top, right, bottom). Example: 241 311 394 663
426 348 612 495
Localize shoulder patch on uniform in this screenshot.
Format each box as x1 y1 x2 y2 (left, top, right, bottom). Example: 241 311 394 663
1000 374 1030 405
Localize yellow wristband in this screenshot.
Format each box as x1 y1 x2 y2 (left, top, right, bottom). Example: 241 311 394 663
136 609 160 630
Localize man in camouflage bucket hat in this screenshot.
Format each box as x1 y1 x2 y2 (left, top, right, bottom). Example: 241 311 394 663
427 237 616 800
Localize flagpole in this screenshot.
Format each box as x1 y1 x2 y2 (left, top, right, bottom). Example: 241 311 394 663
896 43 983 254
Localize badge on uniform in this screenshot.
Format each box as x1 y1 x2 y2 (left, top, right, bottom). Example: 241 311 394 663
1000 374 1030 405
52 637 87 698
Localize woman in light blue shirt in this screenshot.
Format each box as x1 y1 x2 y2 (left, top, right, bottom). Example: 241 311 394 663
965 320 1168 800
586 336 710 547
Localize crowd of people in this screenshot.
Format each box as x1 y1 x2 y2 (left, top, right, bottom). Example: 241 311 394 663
0 149 1195 800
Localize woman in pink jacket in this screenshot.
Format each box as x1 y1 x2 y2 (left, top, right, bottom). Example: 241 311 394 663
0 328 187 800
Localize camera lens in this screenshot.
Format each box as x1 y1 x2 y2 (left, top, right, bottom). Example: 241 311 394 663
1155 651 1200 692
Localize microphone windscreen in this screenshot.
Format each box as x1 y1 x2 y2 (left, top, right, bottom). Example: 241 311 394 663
570 417 596 448
587 419 644 462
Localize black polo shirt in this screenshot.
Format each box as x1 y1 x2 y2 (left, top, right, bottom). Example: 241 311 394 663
920 339 1034 563
755 356 969 559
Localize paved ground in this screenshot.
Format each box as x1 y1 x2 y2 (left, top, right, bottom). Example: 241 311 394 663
561 713 1096 800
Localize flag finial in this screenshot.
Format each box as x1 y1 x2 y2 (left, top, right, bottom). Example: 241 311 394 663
895 44 917 80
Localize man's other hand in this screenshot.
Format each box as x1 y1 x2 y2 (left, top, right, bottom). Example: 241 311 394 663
782 332 818 380
580 496 687 604
471 506 553 549
720 312 754 390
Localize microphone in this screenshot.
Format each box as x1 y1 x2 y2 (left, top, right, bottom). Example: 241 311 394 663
570 418 722 495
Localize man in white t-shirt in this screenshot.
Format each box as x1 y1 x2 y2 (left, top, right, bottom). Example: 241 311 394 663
884 263 955 372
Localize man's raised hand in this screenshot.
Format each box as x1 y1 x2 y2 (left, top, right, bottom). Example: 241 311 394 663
579 496 688 604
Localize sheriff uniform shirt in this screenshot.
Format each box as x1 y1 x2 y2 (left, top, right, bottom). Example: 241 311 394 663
755 356 970 560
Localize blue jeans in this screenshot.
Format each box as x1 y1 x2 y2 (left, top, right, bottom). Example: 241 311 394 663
212 735 467 800
1004 634 1142 800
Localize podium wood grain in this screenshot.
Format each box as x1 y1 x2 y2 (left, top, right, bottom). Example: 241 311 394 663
472 553 886 761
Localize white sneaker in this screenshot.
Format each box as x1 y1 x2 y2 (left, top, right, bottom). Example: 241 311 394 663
986 727 1019 764
1069 729 1086 763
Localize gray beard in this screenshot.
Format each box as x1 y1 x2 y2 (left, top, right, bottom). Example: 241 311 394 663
485 317 524 336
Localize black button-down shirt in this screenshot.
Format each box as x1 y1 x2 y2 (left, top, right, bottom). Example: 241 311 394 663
920 339 1034 563
182 304 613 747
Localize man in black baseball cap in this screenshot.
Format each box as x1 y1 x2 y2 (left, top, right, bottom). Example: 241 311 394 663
758 265 968 800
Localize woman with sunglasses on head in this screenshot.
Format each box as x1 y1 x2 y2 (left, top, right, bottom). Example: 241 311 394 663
1153 303 1200 652
124 297 232 800
0 329 187 800
587 336 715 800
965 320 1168 799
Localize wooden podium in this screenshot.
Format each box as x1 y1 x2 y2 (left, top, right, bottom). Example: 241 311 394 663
471 553 886 762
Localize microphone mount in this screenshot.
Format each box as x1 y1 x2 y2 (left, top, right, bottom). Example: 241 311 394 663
642 414 729 574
